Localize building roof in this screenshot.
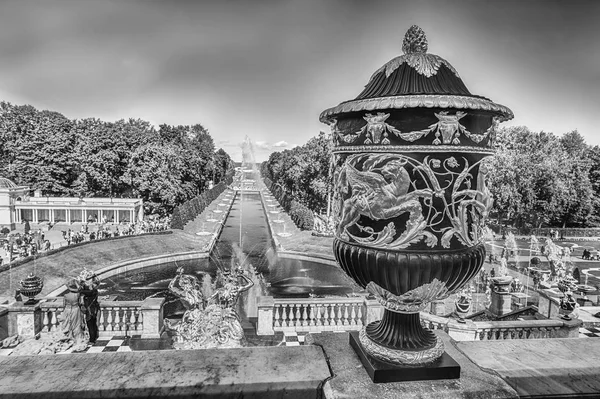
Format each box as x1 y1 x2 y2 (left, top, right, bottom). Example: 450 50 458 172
0 177 18 189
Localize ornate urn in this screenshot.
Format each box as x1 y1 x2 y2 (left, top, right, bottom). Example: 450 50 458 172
19 273 44 305
320 26 512 381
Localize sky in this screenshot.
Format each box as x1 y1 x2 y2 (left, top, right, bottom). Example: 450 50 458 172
0 0 598 162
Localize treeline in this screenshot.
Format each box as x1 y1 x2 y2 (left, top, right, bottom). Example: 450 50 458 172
260 131 331 213
488 127 597 229
261 127 599 230
0 102 234 216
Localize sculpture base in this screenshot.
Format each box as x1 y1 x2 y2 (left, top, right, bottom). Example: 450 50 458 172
349 331 460 383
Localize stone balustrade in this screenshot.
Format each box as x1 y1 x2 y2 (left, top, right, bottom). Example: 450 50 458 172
420 311 581 341
257 295 581 341
34 297 165 339
256 296 383 335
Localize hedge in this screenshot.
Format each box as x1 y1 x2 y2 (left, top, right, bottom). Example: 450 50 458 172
488 223 600 238
170 174 234 230
263 178 314 231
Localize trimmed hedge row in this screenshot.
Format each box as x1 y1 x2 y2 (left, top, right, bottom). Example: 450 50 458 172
0 230 174 274
489 223 600 238
263 178 314 231
171 175 234 230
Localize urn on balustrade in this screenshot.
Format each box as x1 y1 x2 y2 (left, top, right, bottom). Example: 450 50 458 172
320 25 513 381
19 272 44 305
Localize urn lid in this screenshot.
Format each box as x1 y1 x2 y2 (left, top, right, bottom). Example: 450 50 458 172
20 273 43 288
320 25 513 123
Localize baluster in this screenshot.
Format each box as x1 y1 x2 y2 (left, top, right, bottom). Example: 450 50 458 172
343 304 349 326
356 304 363 327
274 305 282 328
129 308 136 332
107 307 114 332
98 308 105 332
328 304 336 326
42 310 50 333
282 304 289 328
323 304 331 326
294 304 301 327
301 304 308 327
335 304 342 327
307 305 314 327
137 309 143 332
315 304 322 328
349 304 357 326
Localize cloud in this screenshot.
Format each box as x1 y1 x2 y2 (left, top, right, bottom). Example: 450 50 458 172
253 140 271 150
273 140 289 148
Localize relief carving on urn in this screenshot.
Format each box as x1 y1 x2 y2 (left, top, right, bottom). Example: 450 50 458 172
321 25 513 381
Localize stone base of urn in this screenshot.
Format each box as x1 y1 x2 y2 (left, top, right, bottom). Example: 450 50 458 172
350 330 460 383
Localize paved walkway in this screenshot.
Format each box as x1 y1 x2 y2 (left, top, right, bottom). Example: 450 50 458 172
0 331 310 356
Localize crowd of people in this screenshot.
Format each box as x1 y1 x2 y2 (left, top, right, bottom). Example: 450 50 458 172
0 217 171 266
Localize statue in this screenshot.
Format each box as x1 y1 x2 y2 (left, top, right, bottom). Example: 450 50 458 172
166 264 253 350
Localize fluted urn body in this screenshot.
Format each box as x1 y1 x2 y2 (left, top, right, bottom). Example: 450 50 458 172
320 26 513 366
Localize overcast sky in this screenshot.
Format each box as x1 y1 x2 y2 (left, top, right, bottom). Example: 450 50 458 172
0 0 598 161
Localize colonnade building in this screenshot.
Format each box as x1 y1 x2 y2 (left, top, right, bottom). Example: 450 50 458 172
0 177 144 230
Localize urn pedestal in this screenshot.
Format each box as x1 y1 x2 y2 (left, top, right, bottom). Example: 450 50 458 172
320 25 513 382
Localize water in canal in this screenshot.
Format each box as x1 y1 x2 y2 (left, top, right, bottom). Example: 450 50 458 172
98 191 359 319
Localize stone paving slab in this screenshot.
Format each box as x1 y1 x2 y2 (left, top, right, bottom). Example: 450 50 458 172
456 338 600 398
0 346 330 399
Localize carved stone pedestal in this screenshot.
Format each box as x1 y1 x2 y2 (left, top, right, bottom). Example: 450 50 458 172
350 331 460 383
490 277 513 318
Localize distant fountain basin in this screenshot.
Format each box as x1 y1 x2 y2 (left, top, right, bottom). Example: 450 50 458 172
269 211 280 214
196 232 213 236
272 220 284 224
278 232 292 238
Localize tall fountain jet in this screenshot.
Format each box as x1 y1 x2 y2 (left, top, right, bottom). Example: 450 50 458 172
320 25 513 382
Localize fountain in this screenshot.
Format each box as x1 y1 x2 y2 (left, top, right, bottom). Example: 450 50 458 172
320 25 512 382
277 223 292 238
196 221 213 236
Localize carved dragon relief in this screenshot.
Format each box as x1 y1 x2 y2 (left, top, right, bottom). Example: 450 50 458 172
335 153 493 250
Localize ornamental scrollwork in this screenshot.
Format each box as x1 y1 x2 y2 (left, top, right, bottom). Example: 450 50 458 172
367 279 449 313
335 153 493 250
359 329 445 365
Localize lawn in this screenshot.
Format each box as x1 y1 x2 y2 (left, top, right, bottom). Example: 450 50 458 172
0 230 205 299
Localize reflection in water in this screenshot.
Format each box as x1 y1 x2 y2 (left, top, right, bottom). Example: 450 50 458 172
99 192 359 318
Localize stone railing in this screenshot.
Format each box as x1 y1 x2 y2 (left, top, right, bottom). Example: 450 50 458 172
420 311 581 341
256 295 581 341
5 297 164 339
256 296 382 335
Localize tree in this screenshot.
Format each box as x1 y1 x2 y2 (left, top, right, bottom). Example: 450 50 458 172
123 143 194 216
0 103 78 195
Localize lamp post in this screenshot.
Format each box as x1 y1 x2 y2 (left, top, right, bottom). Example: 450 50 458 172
320 25 513 382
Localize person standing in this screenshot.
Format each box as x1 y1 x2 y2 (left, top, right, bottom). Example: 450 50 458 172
79 270 100 344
